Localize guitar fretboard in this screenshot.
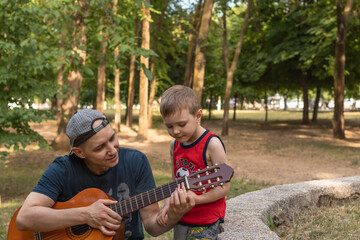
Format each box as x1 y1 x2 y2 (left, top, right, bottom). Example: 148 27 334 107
109 178 185 216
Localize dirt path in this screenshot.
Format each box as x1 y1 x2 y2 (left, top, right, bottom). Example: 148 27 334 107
32 119 360 186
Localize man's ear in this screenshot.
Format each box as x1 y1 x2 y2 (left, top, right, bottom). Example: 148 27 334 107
72 147 85 159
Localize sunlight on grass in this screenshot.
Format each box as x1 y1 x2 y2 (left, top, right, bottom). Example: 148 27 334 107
276 197 360 240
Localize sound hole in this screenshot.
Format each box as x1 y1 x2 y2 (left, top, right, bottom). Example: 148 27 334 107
70 224 91 236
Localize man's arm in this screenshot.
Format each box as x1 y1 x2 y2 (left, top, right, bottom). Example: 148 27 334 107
16 192 122 236
140 183 195 237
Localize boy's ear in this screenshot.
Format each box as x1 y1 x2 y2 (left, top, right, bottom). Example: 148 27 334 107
72 147 85 159
196 109 202 123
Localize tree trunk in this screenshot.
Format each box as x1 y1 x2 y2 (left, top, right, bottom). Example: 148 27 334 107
52 0 88 150
312 86 321 123
183 0 203 87
233 95 237 120
192 0 214 104
126 21 140 128
113 0 121 132
148 0 169 128
96 18 108 113
208 91 213 120
221 0 252 136
126 54 136 128
283 94 288 111
56 55 64 126
333 0 353 139
138 0 150 138
265 91 268 123
301 71 309 125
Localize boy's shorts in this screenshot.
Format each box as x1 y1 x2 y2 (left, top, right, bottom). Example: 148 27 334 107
173 220 222 240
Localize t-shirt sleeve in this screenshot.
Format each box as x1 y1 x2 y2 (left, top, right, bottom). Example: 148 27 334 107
32 157 66 201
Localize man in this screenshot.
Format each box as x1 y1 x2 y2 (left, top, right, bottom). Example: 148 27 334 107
15 109 194 239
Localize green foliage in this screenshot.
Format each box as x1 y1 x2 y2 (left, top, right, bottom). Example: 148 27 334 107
141 63 153 81
267 213 275 231
1 0 360 162
0 0 62 162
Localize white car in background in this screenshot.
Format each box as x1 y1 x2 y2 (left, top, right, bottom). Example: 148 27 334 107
344 98 355 110
356 99 360 109
287 99 304 110
328 98 357 110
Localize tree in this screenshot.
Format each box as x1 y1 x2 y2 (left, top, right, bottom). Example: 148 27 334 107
333 0 354 139
126 54 137 128
138 0 151 138
148 0 169 128
113 0 121 132
0 0 60 161
221 0 253 136
192 0 215 104
95 12 108 113
126 20 141 128
183 0 203 87
52 0 89 150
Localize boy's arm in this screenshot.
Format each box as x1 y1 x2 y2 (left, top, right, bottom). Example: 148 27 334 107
140 183 195 237
189 136 231 204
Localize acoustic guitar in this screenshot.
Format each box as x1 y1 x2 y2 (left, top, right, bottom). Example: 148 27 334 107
7 163 234 240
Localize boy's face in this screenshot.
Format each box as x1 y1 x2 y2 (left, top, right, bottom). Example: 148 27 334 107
163 108 202 144
72 120 119 175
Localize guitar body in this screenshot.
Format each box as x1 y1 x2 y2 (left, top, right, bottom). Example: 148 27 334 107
7 188 124 240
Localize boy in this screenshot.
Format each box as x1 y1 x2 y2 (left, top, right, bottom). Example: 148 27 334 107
157 85 230 240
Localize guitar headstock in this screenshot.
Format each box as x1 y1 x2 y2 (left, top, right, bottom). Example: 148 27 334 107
185 163 234 191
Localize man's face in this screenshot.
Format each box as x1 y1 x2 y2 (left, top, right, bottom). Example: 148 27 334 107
73 120 119 175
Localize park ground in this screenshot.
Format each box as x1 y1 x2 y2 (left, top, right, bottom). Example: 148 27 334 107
1 110 360 239
27 110 360 185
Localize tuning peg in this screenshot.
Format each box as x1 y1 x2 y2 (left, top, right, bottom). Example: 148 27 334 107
202 187 206 193
220 182 224 188
211 184 215 188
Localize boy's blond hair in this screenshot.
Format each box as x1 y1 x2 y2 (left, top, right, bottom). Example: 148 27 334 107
160 85 201 117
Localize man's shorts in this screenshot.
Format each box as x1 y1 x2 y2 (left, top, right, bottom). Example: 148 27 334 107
173 220 222 240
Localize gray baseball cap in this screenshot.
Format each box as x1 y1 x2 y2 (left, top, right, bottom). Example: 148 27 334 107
66 109 109 148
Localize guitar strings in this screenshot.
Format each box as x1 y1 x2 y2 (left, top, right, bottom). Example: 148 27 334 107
33 179 184 239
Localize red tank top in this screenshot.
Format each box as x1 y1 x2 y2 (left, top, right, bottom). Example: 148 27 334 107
173 129 226 226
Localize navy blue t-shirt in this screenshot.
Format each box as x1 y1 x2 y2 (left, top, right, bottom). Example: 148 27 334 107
33 147 156 239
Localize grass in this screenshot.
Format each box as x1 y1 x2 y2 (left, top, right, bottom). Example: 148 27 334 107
276 197 360 240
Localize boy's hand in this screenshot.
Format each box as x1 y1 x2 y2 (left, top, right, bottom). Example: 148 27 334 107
156 206 168 226
167 183 195 222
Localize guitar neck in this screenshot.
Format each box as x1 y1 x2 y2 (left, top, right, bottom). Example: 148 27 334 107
109 178 185 216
